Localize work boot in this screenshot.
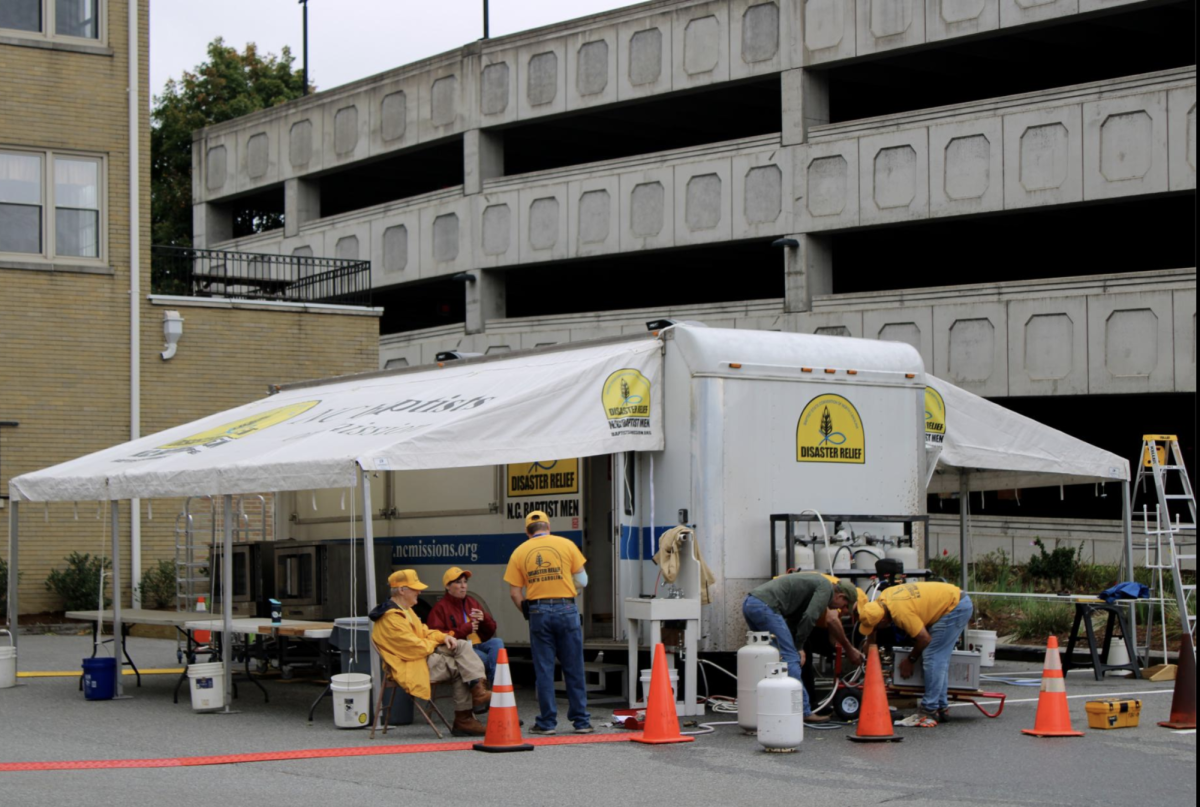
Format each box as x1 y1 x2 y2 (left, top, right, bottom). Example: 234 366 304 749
471 679 492 713
451 710 487 737
803 713 831 724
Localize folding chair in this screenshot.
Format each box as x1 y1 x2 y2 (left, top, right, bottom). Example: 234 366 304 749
369 641 454 740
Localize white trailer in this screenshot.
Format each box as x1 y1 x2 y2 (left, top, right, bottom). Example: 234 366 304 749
280 324 927 653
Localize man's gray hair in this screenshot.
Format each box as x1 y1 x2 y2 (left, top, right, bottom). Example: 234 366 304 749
390 586 404 597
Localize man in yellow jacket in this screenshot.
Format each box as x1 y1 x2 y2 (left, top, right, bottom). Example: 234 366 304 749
369 569 492 736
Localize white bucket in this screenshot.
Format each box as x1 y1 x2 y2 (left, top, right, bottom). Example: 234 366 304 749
330 672 372 729
0 630 15 689
187 662 225 712
966 630 997 668
640 668 679 704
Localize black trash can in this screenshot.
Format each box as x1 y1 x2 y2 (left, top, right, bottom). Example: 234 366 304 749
332 617 413 726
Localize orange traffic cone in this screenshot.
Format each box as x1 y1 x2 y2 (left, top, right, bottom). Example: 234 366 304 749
1158 634 1196 730
632 644 694 745
848 643 902 743
473 648 533 753
194 597 211 645
1022 635 1083 737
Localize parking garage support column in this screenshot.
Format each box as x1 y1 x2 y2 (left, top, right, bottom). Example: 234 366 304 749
782 68 829 146
284 178 321 238
783 234 832 314
465 269 506 334
464 129 504 195
192 203 232 249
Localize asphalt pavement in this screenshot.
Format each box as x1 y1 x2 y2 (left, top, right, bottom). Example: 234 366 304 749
0 634 1193 806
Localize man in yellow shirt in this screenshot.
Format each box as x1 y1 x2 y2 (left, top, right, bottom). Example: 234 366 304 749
858 581 973 725
369 569 492 736
505 510 591 735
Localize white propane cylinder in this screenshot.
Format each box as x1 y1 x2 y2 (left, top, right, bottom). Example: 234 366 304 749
757 662 804 752
851 545 886 575
775 543 816 574
815 542 852 574
885 544 920 572
737 631 781 733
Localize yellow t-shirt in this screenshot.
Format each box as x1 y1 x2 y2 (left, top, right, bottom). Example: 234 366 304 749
878 582 961 639
504 533 587 600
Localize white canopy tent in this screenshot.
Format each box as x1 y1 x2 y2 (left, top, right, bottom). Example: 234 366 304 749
924 374 1132 598
6 326 1136 701
7 336 664 705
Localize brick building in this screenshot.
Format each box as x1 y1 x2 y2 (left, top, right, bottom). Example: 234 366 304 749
1 0 379 616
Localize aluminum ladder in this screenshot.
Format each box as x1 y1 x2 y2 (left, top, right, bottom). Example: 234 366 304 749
1132 435 1196 664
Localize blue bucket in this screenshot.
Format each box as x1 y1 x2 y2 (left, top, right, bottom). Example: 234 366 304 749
82 657 117 700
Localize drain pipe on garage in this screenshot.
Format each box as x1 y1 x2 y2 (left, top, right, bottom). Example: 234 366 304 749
128 0 142 603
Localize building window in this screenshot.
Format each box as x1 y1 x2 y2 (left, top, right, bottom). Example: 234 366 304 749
0 149 104 263
0 0 101 42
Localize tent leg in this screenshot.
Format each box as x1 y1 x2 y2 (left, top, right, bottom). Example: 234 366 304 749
221 494 235 713
1122 479 1138 659
7 501 17 646
361 468 382 710
959 473 970 593
111 501 124 698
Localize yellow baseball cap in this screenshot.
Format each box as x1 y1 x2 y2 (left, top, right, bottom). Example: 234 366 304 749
525 510 550 527
858 601 886 636
442 567 472 588
388 569 428 590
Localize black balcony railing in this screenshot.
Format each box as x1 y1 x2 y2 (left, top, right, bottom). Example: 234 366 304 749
151 246 372 307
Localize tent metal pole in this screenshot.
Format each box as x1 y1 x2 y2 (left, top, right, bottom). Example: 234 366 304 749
361 468 382 708
1122 478 1138 658
7 501 17 647
111 501 123 698
959 472 969 593
221 494 234 712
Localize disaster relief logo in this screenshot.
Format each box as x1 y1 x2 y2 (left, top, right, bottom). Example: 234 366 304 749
507 459 579 497
796 394 865 464
524 546 567 586
117 401 320 463
601 369 652 436
925 387 946 447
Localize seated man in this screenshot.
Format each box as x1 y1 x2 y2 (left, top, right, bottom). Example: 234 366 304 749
427 566 505 683
369 569 492 737
743 573 857 723
857 581 973 726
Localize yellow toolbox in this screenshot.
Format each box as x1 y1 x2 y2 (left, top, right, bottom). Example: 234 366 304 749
1085 699 1142 730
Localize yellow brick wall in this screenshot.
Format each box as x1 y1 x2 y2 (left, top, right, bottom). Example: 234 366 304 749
1 2 380 616
136 303 379 597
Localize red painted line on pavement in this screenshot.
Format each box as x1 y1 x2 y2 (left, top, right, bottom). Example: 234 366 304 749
0 731 644 772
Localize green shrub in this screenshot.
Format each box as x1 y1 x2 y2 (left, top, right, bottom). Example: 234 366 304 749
972 550 1011 586
0 556 19 618
45 552 111 611
929 551 962 583
1024 538 1084 591
137 560 177 610
1074 562 1121 593
1014 599 1075 640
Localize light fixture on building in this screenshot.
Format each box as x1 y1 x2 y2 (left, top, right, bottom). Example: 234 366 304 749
161 310 184 361
771 237 800 249
451 272 477 283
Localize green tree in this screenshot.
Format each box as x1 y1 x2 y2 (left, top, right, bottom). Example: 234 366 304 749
151 39 309 292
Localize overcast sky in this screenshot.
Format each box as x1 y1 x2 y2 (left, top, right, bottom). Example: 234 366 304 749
150 0 635 101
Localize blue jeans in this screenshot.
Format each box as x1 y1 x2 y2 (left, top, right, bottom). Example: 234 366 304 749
473 637 504 683
742 594 811 715
528 601 590 730
921 594 974 712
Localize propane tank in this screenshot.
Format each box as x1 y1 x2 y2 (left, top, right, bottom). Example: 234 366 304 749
757 662 804 752
775 543 816 574
737 631 781 733
851 544 886 576
814 531 853 574
884 542 919 572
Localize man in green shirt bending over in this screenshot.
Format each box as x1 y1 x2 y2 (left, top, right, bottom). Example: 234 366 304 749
742 573 857 723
